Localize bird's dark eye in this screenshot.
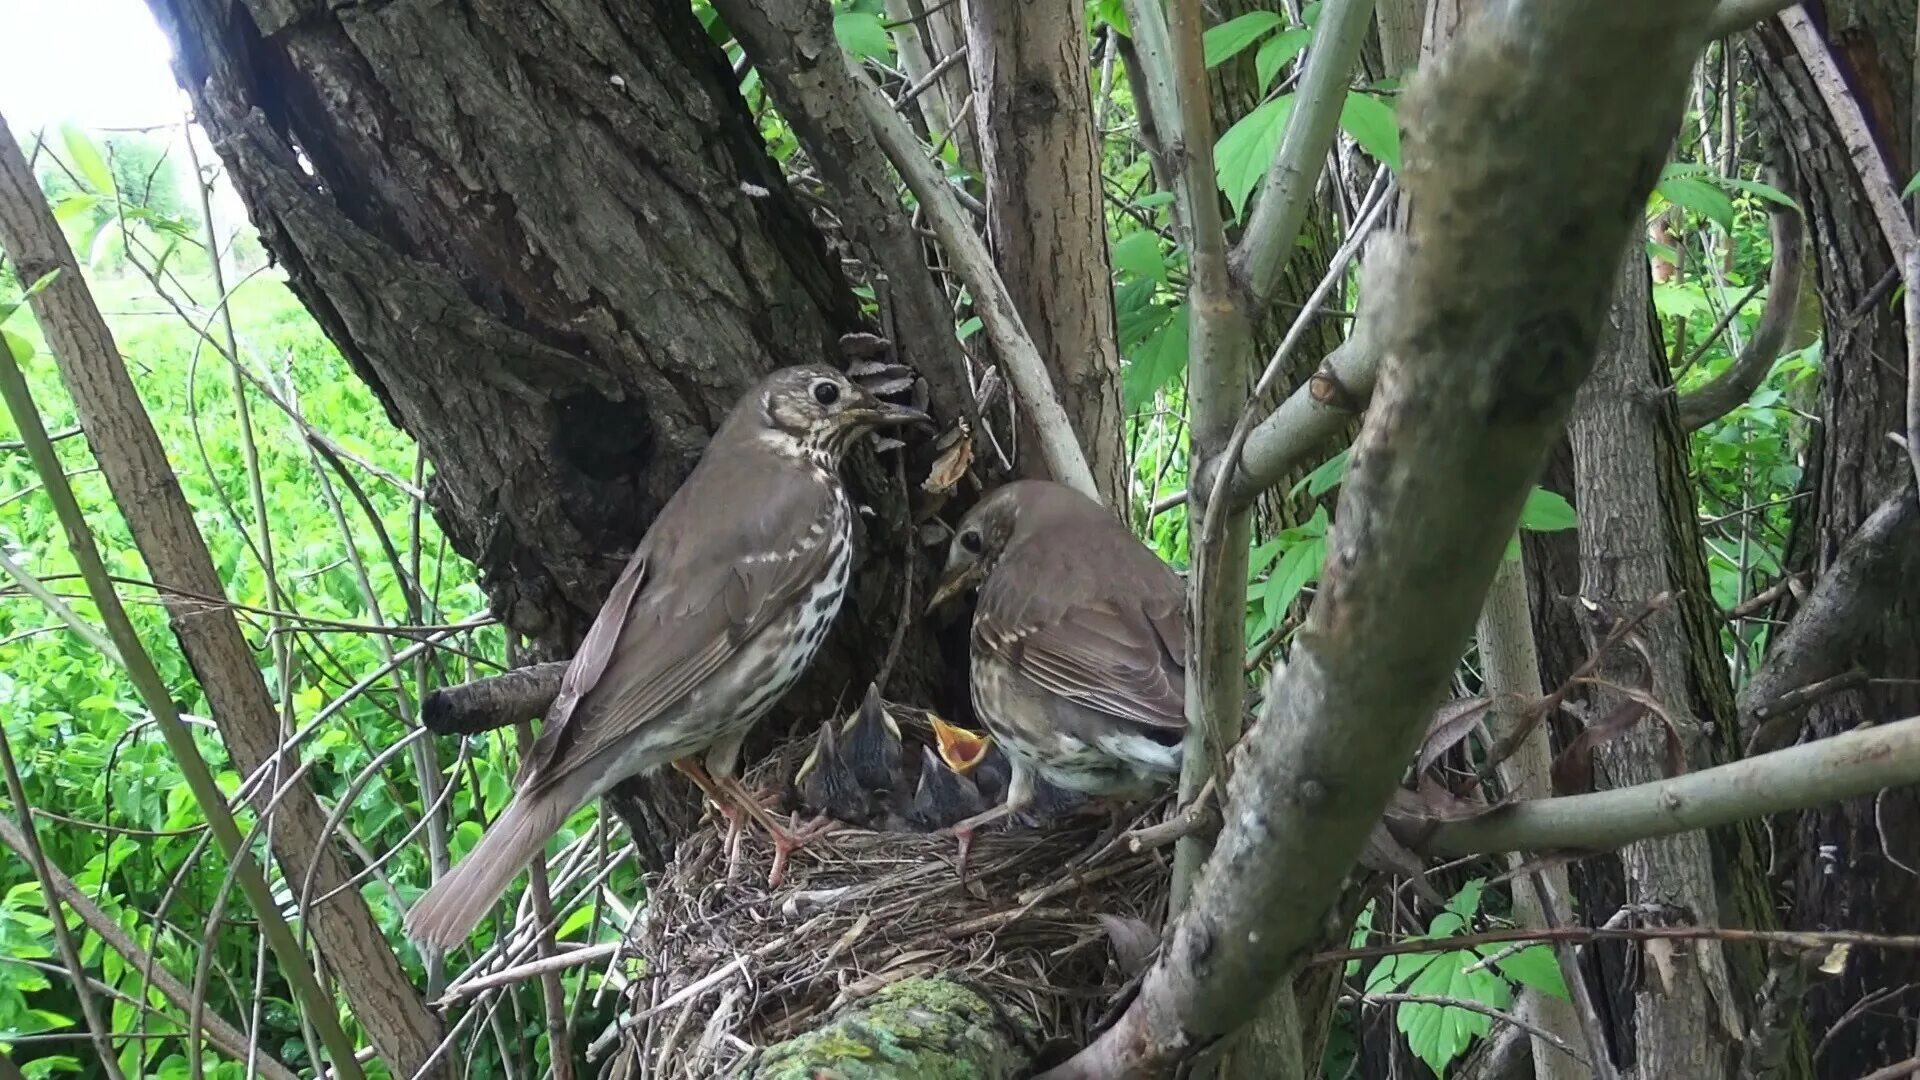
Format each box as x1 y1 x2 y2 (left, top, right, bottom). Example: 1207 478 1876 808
959 530 983 555
812 380 841 406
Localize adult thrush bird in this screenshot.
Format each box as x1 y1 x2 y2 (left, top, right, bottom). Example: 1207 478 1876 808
406 365 925 947
928 480 1186 844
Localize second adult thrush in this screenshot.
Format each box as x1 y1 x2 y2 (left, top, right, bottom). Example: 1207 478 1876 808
406 365 925 947
928 480 1186 838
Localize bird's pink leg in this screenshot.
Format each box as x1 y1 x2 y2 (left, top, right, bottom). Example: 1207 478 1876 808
938 803 1016 884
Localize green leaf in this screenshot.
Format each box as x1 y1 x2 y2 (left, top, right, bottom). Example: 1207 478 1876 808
1717 175 1799 209
955 316 983 342
1134 191 1177 209
2 329 33 363
1290 447 1349 498
1256 28 1312 91
1340 91 1400 170
1204 11 1283 67
1263 535 1325 618
1247 536 1285 580
1215 95 1296 218
1657 175 1735 232
1124 304 1189 407
1112 231 1167 283
833 11 892 61
59 123 114 196
1494 945 1570 1000
1518 487 1577 532
51 192 101 223
1400 950 1509 1076
1904 170 1920 199
1445 878 1486 923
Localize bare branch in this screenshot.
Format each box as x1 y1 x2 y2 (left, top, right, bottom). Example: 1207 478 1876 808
422 661 569 735
1348 993 1588 1068
1427 714 1920 856
1229 0 1377 305
1676 194 1806 430
1039 4 1714 1074
845 30 1099 498
1229 330 1380 507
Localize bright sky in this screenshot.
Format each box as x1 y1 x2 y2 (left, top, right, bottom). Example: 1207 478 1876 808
0 0 187 132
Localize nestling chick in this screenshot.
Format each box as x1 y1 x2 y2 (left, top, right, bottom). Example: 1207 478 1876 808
840 683 903 794
795 717 873 825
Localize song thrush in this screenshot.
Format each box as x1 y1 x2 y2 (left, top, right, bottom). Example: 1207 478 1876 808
406 365 925 947
928 480 1186 845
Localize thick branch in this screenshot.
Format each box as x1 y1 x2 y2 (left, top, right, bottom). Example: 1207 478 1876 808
1427 715 1920 856
1739 484 1919 753
1228 0 1377 305
1040 4 1713 1075
1676 196 1805 430
848 42 1099 498
1704 0 1796 40
712 0 972 423
422 661 568 735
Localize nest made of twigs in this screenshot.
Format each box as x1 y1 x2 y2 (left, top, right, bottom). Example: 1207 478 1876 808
605 717 1177 1079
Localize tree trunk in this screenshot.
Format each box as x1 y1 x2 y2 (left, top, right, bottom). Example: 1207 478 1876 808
1752 7 1920 1074
1569 249 1766 1079
145 0 943 861
966 1 1127 502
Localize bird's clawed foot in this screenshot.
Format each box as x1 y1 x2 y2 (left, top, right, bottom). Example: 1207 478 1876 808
938 803 1015 883
672 759 833 888
765 812 837 890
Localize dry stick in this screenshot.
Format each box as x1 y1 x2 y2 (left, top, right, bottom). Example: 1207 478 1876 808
436 944 623 1006
0 302 365 1077
0 724 123 1077
1347 993 1588 1067
850 50 1097 498
514 718 575 1080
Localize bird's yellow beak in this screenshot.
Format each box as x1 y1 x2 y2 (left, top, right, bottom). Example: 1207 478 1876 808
926 562 983 615
846 393 931 430
930 714 992 775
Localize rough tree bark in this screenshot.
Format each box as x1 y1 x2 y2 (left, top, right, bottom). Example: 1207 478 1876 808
1567 250 1811 1078
966 0 1127 502
145 0 946 863
1752 6 1920 1074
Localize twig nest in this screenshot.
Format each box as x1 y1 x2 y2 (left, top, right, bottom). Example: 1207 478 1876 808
606 725 1174 1078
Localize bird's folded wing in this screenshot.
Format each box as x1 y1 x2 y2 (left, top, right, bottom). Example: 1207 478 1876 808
520 477 841 790
978 593 1186 732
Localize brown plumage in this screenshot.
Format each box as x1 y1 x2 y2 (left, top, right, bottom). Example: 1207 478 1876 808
405 366 925 948
929 480 1187 824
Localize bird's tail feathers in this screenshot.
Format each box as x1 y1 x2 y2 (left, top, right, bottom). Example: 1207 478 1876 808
404 789 575 949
